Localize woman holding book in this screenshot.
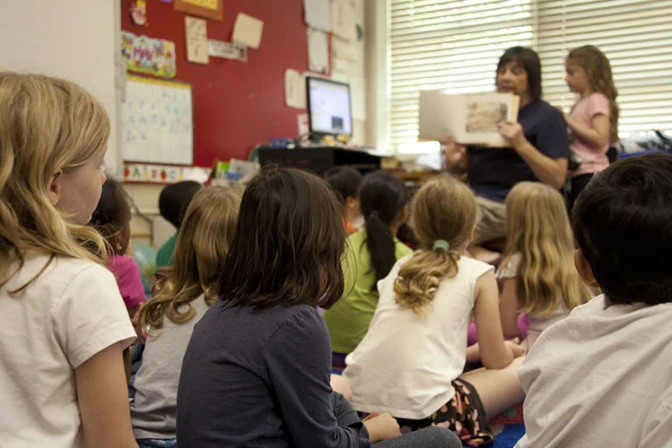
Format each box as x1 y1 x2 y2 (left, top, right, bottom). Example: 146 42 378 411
443 47 569 255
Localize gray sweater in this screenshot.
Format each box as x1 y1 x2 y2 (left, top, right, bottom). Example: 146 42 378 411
131 294 209 440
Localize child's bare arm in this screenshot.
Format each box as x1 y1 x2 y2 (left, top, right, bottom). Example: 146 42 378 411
499 278 521 338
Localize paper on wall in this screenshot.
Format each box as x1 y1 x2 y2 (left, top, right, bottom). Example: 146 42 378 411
332 0 356 41
121 31 177 78
232 13 264 49
185 16 209 64
332 36 358 61
285 69 306 109
307 29 329 74
208 39 247 61
332 57 356 74
303 0 332 32
297 113 310 135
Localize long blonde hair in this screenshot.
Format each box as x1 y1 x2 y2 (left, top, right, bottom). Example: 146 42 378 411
394 176 477 314
567 45 619 144
503 182 591 315
0 73 110 292
140 185 243 330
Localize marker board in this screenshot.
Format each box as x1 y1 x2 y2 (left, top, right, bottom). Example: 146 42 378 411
122 75 194 165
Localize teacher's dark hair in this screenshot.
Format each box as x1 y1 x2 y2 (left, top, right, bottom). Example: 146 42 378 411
497 46 542 101
218 166 346 309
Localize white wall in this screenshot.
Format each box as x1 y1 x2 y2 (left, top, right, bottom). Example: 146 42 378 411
0 0 122 175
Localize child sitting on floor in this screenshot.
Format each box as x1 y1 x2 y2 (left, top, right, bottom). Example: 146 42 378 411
156 180 201 268
497 182 591 349
323 171 413 359
325 166 364 235
516 153 672 447
343 176 525 446
90 178 147 320
131 185 242 448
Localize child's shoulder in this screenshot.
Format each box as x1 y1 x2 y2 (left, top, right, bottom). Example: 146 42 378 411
13 253 114 291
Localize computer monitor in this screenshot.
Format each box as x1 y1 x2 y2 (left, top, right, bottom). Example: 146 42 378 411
306 76 353 139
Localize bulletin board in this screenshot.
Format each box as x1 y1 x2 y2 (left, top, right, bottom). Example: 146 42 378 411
122 75 194 165
120 0 314 166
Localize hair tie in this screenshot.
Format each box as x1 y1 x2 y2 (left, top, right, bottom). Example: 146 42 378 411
433 240 450 251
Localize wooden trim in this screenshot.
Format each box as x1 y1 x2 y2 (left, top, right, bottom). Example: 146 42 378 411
174 0 224 21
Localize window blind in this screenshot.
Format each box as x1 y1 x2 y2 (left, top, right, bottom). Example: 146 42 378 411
537 0 672 138
389 0 672 153
389 0 534 151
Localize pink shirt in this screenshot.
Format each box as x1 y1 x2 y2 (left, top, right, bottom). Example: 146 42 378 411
108 254 146 309
569 92 611 177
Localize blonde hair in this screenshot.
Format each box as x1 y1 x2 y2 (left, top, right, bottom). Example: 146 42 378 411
140 185 243 330
567 45 619 144
394 176 477 314
0 72 110 292
503 182 591 315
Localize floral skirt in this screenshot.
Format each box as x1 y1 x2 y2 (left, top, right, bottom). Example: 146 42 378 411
396 378 493 447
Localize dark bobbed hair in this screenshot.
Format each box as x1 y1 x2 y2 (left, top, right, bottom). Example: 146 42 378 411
158 180 201 229
573 153 672 306
218 166 346 309
497 46 543 101
89 178 132 255
324 166 364 205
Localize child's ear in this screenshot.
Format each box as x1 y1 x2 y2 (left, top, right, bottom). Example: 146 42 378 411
574 249 599 288
345 196 357 211
468 224 476 244
48 170 63 206
400 205 409 223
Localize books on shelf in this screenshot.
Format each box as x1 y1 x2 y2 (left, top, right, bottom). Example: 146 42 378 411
418 91 520 147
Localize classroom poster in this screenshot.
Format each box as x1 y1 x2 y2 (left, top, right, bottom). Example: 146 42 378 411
121 31 177 78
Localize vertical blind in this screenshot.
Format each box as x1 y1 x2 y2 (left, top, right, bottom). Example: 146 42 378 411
389 0 672 152
537 0 672 138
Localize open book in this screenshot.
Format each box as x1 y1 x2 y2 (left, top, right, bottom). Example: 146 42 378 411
418 91 520 147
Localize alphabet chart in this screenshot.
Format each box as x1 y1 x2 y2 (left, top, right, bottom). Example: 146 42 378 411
122 75 194 165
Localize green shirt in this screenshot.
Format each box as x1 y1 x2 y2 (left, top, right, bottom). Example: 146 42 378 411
323 230 413 354
156 234 177 268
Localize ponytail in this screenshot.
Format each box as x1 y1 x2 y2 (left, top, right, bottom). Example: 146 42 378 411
358 171 409 290
394 242 460 315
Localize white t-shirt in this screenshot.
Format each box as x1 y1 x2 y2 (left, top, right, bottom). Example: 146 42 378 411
497 253 569 348
343 253 493 419
0 253 137 448
516 294 672 448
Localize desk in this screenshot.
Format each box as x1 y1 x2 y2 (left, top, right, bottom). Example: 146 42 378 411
257 147 382 176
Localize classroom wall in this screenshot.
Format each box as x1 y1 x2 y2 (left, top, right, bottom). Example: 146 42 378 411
0 0 122 174
123 0 370 246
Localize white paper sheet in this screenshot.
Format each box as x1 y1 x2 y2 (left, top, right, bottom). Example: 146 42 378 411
332 36 358 61
307 29 329 74
303 0 332 32
332 0 356 41
185 16 209 64
208 39 247 61
232 13 264 49
284 69 306 109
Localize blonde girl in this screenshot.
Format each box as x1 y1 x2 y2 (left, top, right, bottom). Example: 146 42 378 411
131 185 242 447
343 176 524 446
561 45 619 210
0 73 137 446
498 182 592 349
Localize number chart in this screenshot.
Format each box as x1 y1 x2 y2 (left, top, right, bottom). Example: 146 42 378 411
122 75 194 165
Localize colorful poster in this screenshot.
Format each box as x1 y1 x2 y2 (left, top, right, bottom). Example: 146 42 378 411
121 31 177 78
183 0 218 9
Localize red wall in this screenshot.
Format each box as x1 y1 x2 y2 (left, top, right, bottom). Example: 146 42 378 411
121 0 316 166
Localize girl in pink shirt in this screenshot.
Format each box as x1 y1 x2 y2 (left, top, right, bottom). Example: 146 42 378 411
559 45 619 211
90 179 147 318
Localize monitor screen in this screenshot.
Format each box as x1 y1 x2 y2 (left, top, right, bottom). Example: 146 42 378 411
307 77 353 137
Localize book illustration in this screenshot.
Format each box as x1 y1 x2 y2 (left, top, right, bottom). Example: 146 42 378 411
466 102 508 133
418 91 520 147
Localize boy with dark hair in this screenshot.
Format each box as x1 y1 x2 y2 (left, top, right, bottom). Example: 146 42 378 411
324 166 364 235
156 180 201 268
516 153 672 447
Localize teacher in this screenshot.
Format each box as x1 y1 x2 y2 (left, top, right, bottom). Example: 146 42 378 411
443 47 568 247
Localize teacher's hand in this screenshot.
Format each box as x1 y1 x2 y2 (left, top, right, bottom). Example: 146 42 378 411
442 133 467 168
498 120 525 149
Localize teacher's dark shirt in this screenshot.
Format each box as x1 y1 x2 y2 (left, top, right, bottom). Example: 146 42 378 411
468 100 568 203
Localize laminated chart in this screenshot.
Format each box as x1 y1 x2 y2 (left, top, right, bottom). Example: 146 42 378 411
122 75 194 165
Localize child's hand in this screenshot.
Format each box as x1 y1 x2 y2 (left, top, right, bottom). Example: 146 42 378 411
505 338 526 358
362 412 401 442
555 106 569 122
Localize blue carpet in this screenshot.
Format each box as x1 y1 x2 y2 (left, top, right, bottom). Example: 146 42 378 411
492 423 525 448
